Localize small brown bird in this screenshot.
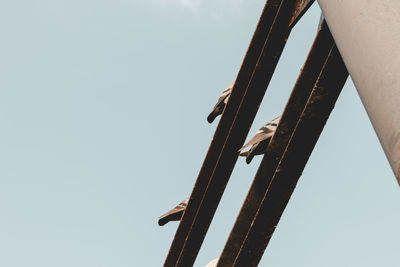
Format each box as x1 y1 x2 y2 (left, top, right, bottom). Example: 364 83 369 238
239 116 280 164
158 198 189 226
207 81 234 123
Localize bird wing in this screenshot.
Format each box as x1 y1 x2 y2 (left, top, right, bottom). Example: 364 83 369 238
213 94 229 109
238 116 280 152
212 82 233 109
159 198 188 222
238 132 273 152
261 116 281 130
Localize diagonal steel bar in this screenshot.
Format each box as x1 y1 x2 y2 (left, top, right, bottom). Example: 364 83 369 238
163 1 283 265
233 44 349 267
174 1 301 266
217 19 333 267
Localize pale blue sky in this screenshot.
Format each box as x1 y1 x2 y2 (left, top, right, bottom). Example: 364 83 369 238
0 1 399 266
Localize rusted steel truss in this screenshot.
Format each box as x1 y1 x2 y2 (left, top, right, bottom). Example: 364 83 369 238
217 19 334 267
233 43 349 267
163 0 316 266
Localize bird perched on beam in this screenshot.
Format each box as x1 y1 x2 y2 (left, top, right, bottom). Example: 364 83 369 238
207 81 234 123
239 116 280 164
158 198 189 226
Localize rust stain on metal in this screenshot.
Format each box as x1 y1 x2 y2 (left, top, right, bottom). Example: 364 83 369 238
289 0 315 28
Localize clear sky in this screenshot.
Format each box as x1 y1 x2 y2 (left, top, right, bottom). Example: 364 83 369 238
0 1 399 266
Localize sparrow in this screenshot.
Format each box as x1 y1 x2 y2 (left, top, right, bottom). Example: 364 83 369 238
158 198 189 226
207 81 234 123
239 116 280 164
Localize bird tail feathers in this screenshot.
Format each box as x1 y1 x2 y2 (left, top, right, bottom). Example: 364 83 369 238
207 111 219 123
245 152 256 164
158 211 184 226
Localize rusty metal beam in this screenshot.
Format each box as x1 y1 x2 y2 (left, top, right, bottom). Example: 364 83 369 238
217 20 334 267
233 44 349 267
174 1 301 266
163 0 283 265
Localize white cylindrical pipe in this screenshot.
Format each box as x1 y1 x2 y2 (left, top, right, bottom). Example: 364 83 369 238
317 0 400 184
